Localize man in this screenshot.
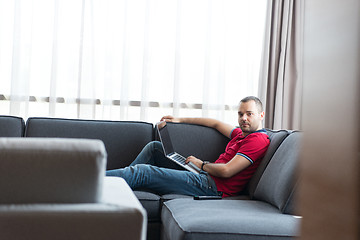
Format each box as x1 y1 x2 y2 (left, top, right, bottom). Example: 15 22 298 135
106 96 270 197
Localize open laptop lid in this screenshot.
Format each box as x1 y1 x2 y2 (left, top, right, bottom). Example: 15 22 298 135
156 121 201 174
156 121 175 156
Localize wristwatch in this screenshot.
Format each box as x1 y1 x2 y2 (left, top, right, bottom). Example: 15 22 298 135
201 161 210 171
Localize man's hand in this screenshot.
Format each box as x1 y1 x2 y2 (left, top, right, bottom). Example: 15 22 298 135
185 156 203 169
160 115 181 123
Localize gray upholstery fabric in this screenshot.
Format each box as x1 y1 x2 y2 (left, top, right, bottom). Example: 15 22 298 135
137 193 215 240
0 205 145 240
134 191 162 222
0 115 25 137
134 191 163 240
155 122 229 163
25 117 153 169
0 138 106 204
160 194 193 202
282 184 298 215
246 129 290 198
161 199 301 240
0 177 147 240
253 132 302 213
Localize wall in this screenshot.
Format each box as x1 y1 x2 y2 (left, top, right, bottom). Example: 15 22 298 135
299 0 360 239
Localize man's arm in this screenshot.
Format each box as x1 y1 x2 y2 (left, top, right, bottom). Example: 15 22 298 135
160 115 234 138
186 155 251 178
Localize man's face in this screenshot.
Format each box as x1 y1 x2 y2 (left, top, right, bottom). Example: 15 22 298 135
237 100 265 134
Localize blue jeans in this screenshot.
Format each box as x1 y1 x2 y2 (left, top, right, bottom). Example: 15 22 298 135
106 141 219 196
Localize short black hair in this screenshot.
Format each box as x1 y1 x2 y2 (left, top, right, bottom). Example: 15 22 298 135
240 96 263 112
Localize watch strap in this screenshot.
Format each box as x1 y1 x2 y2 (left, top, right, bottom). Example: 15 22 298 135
201 161 209 171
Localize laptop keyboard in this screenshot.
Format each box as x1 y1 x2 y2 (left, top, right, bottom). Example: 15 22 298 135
170 153 186 165
167 152 200 174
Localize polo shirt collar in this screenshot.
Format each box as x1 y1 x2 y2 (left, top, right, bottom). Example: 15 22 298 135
241 128 267 138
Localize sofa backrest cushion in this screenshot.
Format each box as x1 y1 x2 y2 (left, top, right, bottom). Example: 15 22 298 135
155 122 229 164
0 115 25 137
25 117 153 170
246 129 291 198
0 138 106 204
253 131 302 213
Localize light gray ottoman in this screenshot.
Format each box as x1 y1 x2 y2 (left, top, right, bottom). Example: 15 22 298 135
0 138 147 240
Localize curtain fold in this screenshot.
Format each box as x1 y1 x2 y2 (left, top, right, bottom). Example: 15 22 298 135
258 0 304 130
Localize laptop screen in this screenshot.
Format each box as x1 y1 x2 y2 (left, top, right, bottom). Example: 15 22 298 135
157 122 175 156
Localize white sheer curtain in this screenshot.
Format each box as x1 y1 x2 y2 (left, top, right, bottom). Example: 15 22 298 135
0 0 267 124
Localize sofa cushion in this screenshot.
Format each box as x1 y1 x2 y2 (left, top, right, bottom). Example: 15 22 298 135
25 117 153 170
160 194 193 202
246 129 291 198
134 191 162 222
0 138 106 204
155 122 229 168
253 132 302 213
0 115 25 137
161 199 301 240
134 191 163 240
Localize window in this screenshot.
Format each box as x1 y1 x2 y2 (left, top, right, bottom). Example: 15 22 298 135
0 0 267 124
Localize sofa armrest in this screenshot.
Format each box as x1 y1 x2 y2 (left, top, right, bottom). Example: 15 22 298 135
0 138 106 204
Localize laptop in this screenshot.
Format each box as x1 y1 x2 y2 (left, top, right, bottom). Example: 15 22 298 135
156 121 200 174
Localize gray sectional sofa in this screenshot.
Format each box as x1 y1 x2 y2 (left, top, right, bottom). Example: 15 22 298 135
0 115 302 240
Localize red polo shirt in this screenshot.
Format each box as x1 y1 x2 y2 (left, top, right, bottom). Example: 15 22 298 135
211 128 270 197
